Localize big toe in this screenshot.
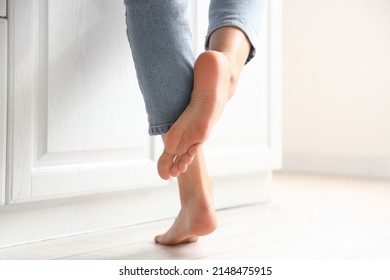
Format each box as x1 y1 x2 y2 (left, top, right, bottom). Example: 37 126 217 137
154 234 163 244
157 151 175 180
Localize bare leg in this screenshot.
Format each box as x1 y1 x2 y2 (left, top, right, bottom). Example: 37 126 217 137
157 27 251 180
155 135 217 245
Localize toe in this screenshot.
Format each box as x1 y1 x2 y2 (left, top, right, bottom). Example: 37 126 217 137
188 144 201 156
157 151 175 180
178 160 188 173
170 160 181 177
174 145 200 176
154 235 163 244
178 153 193 172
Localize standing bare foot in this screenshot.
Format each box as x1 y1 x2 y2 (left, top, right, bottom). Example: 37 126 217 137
154 199 217 245
157 50 238 180
155 148 217 245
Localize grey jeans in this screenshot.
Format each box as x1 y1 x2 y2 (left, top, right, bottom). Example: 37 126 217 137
124 0 264 135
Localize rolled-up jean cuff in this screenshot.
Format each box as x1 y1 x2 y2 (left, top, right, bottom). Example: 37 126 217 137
205 21 258 64
149 123 175 136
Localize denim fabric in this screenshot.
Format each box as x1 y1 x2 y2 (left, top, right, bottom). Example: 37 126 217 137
206 0 265 64
124 0 264 135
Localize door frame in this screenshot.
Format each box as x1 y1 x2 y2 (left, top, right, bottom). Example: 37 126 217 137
0 18 7 206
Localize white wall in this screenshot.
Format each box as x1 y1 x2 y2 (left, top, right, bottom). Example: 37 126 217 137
283 0 390 178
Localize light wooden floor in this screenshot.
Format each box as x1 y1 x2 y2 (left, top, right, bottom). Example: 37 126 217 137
1 172 389 260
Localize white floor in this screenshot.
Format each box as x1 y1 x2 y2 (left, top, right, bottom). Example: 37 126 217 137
0 172 389 260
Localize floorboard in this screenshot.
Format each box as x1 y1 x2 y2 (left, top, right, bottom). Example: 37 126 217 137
0 172 389 260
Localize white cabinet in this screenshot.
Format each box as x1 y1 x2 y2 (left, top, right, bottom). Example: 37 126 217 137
1 0 281 246
0 18 7 206
8 0 281 203
8 0 164 202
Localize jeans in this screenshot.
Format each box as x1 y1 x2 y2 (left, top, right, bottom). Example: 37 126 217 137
124 0 264 135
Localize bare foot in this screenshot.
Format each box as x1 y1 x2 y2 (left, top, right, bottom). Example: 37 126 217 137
157 50 238 180
155 148 217 246
154 197 217 245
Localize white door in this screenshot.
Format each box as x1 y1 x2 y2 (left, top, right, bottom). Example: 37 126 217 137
0 17 7 206
8 0 164 202
7 0 281 203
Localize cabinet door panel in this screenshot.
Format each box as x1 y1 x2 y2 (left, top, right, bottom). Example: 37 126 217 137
9 0 164 202
46 1 145 153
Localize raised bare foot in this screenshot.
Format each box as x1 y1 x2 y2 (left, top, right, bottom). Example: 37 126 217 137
157 50 239 180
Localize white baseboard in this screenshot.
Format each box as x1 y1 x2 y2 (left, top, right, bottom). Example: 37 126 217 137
283 153 390 179
0 172 271 248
